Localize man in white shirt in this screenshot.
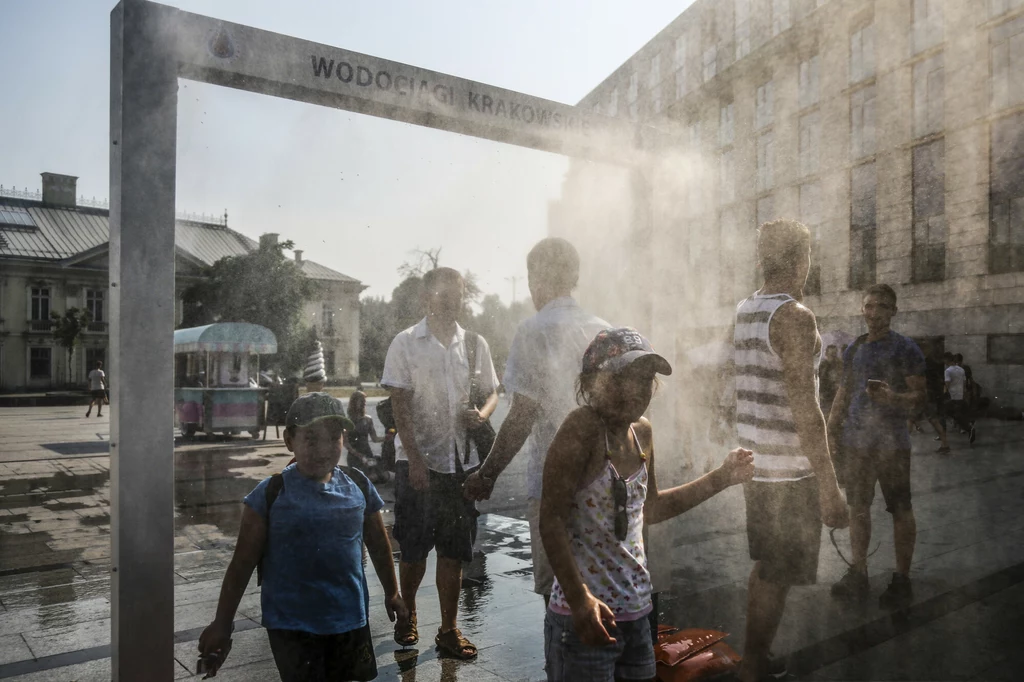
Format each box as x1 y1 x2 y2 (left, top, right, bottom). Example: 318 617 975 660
86 361 106 418
382 267 499 659
463 238 609 601
943 354 972 443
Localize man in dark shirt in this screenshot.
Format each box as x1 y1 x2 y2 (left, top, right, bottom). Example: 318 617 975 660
828 284 926 609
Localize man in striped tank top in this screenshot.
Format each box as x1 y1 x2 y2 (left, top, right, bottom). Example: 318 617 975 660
734 220 849 682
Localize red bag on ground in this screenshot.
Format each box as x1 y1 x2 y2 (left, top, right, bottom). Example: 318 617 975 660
655 625 741 682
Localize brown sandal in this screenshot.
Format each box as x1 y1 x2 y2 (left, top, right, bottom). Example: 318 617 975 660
394 611 418 647
434 627 478 660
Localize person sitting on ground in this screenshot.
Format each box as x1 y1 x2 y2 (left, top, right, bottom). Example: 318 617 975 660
198 392 406 681
346 390 388 484
541 328 754 682
86 361 106 418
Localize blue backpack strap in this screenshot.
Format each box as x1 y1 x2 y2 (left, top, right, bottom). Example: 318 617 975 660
256 473 284 587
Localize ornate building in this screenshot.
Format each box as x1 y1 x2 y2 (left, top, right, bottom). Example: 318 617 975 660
0 172 365 391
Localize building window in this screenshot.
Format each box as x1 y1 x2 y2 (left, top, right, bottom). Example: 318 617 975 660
720 150 736 204
608 89 619 117
799 111 821 177
649 54 661 89
851 85 877 160
913 53 944 138
990 0 1024 20
799 55 820 109
912 0 943 55
719 103 735 146
850 23 876 84
756 80 774 130
321 302 334 335
627 71 639 104
912 139 946 282
652 89 663 115
988 334 1024 364
719 210 741 305
592 102 601 115
30 347 51 379
325 349 336 377
703 46 718 82
736 0 752 60
757 195 776 226
86 289 104 323
30 287 50 321
991 15 1024 111
801 182 823 294
675 35 689 100
772 0 791 36
757 132 775 192
850 162 877 289
990 110 1024 273
688 121 702 149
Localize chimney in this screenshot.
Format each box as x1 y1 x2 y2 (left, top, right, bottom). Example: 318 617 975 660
41 173 78 208
258 233 279 251
294 250 304 263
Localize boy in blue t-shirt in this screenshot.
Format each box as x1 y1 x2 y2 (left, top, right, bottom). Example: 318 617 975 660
199 393 406 680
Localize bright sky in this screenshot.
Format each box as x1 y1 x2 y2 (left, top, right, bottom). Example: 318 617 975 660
1 0 694 302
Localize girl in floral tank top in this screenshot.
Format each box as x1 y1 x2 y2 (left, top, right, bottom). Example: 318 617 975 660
540 328 754 682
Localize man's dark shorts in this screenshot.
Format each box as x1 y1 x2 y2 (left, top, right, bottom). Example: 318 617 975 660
267 624 376 682
845 448 912 513
744 477 821 586
90 389 106 400
394 461 479 563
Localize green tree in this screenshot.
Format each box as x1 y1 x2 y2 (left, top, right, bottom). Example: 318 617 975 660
467 294 532 378
180 235 320 375
51 307 92 386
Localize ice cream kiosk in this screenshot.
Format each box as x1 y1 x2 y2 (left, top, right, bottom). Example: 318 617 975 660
173 323 277 438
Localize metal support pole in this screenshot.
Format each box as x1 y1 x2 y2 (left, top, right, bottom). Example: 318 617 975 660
109 2 178 679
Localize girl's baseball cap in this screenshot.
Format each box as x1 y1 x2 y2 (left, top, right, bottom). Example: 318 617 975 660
582 327 672 376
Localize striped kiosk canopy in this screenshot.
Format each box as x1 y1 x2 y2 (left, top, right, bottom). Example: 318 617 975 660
173 323 278 354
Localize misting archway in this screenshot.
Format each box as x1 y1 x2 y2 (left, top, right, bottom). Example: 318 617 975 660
110 2 660 678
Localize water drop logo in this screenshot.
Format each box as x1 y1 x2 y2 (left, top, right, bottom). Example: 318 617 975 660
209 27 235 60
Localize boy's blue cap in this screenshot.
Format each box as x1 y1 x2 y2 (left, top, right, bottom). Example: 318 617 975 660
582 327 672 376
286 392 355 431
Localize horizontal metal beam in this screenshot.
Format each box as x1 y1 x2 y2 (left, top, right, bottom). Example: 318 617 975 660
150 2 648 165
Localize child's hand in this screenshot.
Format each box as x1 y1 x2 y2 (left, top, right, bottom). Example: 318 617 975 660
198 620 232 666
385 592 408 623
719 448 755 486
570 593 617 647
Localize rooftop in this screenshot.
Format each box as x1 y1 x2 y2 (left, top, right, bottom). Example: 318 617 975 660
0 186 361 286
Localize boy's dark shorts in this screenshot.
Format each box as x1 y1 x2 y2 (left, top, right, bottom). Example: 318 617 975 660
90 389 106 400
744 478 822 586
267 624 376 682
845 448 912 513
394 461 479 563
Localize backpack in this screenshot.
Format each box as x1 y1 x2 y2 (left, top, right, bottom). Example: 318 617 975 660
255 466 370 586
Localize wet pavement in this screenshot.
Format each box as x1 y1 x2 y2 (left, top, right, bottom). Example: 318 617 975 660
1 405 1023 680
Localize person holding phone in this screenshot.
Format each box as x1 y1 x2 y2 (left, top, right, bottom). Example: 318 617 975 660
828 284 926 609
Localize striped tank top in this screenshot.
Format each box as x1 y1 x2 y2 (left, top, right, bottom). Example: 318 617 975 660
734 293 818 482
